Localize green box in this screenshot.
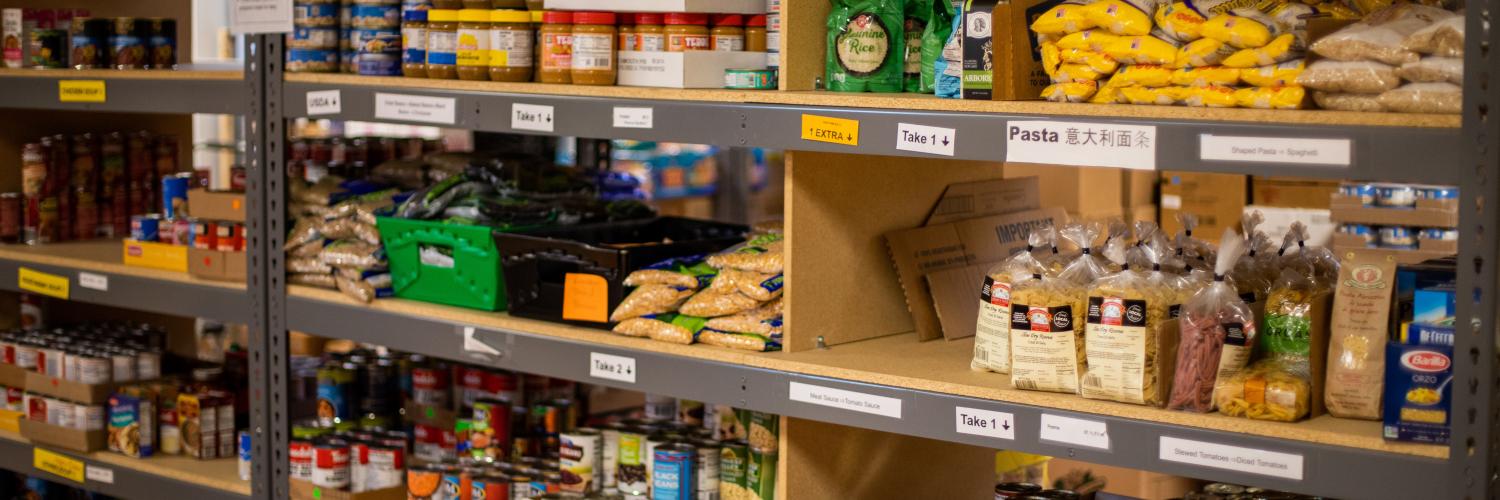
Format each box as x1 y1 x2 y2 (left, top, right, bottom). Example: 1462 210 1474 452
377 216 512 311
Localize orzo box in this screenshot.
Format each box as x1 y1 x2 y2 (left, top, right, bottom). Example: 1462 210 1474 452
1382 324 1453 444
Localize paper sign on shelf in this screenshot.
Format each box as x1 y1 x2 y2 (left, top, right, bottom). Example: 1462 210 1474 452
33 448 84 483
85 465 114 484
1006 120 1156 170
590 352 637 383
896 123 956 156
1159 436 1304 480
801 114 859 146
1039 413 1110 450
955 407 1015 440
77 272 107 292
18 268 68 300
374 93 457 125
561 273 608 323
58 81 105 103
230 0 293 34
788 381 903 418
613 107 653 129
305 90 342 116
1199 134 1352 166
512 103 556 132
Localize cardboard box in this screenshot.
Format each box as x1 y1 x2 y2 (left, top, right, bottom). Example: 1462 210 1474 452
20 419 107 453
543 0 764 13
1126 204 1157 224
1332 233 1456 264
965 0 1055 100
291 479 407 500
1003 164 1124 218
123 240 188 273
0 364 26 388
1160 171 1247 238
1251 177 1339 209
617 51 767 88
186 189 247 223
187 247 247 282
1246 205 1333 246
26 371 117 405
926 177 1041 225
1330 194 1458 228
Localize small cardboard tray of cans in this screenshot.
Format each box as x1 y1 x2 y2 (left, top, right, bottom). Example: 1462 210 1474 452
289 350 779 500
1331 181 1458 263
971 210 1457 444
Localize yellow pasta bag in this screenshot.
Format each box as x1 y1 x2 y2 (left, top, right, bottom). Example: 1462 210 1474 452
1082 0 1160 36
1042 80 1100 102
1041 42 1063 79
1119 85 1180 105
1104 32 1181 65
1315 1 1360 19
1032 0 1096 35
1090 84 1125 103
1222 33 1299 68
1170 65 1241 87
1059 48 1120 73
1108 64 1173 87
1200 13 1273 49
1056 29 1120 52
1180 85 1238 107
1053 63 1108 83
1174 37 1237 67
1240 59 1304 87
1233 86 1306 109
1155 1 1207 41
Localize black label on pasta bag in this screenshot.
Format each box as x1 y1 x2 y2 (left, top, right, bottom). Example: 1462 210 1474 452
1012 304 1073 332
980 276 1011 306
1223 322 1249 346
1087 297 1147 327
1169 304 1181 319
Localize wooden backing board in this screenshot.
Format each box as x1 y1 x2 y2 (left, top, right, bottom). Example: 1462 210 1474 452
781 417 997 499
778 0 828 91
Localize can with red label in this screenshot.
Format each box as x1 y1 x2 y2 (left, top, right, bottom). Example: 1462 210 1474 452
5 387 23 412
25 394 46 422
349 439 370 493
215 222 241 251
312 438 350 489
487 370 520 405
191 219 216 249
289 439 314 480
366 443 405 491
411 364 449 408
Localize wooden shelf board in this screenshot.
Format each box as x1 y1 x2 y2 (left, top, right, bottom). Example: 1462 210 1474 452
0 240 243 291
0 67 243 81
0 428 250 495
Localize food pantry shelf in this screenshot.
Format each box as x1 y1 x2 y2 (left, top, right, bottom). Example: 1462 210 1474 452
286 285 1447 499
0 67 247 115
0 241 249 323
0 429 249 500
283 73 1464 184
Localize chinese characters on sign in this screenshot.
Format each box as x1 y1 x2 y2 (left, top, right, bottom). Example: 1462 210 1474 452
1006 121 1157 170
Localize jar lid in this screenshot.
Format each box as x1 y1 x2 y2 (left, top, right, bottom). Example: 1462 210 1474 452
712 14 744 26
541 10 573 23
491 9 531 23
403 9 428 22
573 11 617 25
636 13 664 24
664 13 708 25
745 14 766 27
427 9 459 22
531 10 545 22
458 9 490 22
618 13 636 24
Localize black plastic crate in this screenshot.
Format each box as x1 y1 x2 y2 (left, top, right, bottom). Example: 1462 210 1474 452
496 217 748 328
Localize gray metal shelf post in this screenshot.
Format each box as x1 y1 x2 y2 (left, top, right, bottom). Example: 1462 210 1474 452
247 33 285 500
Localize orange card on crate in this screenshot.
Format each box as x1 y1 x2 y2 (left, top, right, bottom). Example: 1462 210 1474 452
562 273 610 323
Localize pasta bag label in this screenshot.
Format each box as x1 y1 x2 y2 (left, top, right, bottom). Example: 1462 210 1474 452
973 277 1014 372
1081 296 1149 403
1010 304 1080 393
1217 322 1254 380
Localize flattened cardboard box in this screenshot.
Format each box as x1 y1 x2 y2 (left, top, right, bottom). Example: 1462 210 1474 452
887 206 1068 340
926 177 1040 225
186 189 246 223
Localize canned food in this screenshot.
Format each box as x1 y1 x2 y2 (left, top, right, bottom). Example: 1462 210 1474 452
1419 228 1458 241
312 438 351 489
288 48 339 72
1379 226 1417 248
1338 223 1376 248
70 18 109 69
1375 183 1418 208
316 362 355 426
407 463 450 500
653 442 697 500
471 472 509 500
356 33 402 76
645 394 675 421
351 4 400 28
1338 182 1375 205
215 223 242 251
147 18 176 69
508 474 535 499
1417 185 1459 200
76 351 110 384
543 470 563 493
238 431 252 481
49 399 73 428
136 351 161 380
719 441 749 499
294 2 340 27
109 18 149 70
442 468 471 500
601 423 624 491
111 351 136 382
724 69 777 89
291 26 340 49
560 428 603 494
691 438 721 499
191 219 216 249
617 428 649 496
746 447 775 500
63 350 80 382
12 342 36 370
995 482 1045 499
130 214 160 242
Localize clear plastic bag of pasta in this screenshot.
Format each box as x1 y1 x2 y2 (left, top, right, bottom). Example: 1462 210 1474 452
1032 0 1096 35
1297 60 1401 94
1007 271 1090 394
1082 0 1161 36
1168 228 1257 413
1311 4 1454 65
1213 358 1311 421
1043 80 1100 102
1378 82 1462 114
1081 239 1178 405
974 228 1054 374
1403 16 1464 57
1057 222 1111 285
1313 90 1387 111
1398 56 1462 84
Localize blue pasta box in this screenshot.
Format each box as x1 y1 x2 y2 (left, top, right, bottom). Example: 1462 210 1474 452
1412 285 1456 325
1383 325 1454 444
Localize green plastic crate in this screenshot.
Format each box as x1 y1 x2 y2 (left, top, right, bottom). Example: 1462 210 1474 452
377 216 511 311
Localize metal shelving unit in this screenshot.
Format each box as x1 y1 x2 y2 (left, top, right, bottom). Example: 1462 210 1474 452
0 67 248 115
0 242 249 323
0 431 250 500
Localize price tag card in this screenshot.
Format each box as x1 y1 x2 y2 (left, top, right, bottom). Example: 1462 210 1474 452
590 352 636 383
955 407 1015 440
18 268 69 300
512 103 556 132
58 81 105 103
1200 134 1352 166
896 123 956 156
231 0 293 34
801 114 859 146
561 273 608 323
788 381 902 418
34 448 84 483
85 465 114 484
1006 121 1156 170
374 93 456 125
1039 413 1110 450
1159 436 1304 480
613 107 653 129
306 89 342 116
77 272 107 292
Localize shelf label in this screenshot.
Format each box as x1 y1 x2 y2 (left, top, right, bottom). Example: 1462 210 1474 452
231 0 294 34
1159 436 1304 480
77 272 107 292
562 273 609 323
1006 121 1156 170
801 114 859 146
512 103 556 132
58 80 105 103
18 268 68 300
896 123 956 156
306 89 342 116
374 93 457 125
85 465 114 484
34 448 83 483
590 352 637 383
1039 414 1110 450
1199 134 1351 166
955 406 1015 440
613 107 653 129
789 381 902 418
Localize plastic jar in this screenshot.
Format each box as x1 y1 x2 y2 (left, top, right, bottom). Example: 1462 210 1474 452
488 9 534 82
635 13 665 51
745 14 767 52
617 14 636 51
456 9 491 80
401 9 428 77
665 13 709 52
425 9 459 79
710 14 744 51
531 10 546 82
570 12 616 85
539 11 573 84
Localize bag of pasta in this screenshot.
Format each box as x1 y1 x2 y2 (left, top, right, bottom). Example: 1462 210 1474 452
613 313 708 344
1155 1 1206 42
1214 249 1331 422
1200 11 1277 49
1221 33 1300 68
1032 0 1097 36
1403 16 1464 57
1007 270 1089 394
1239 59 1304 87
707 234 785 274
1043 80 1100 102
1081 238 1178 405
1167 228 1257 412
1057 222 1111 285
1233 86 1305 109
1175 38 1237 67
1213 358 1312 421
1082 0 1161 36
1104 31 1182 65
1310 4 1454 65
974 228 1054 374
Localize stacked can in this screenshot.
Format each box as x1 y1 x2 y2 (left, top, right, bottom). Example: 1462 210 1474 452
765 0 778 81
350 0 401 75
290 0 340 72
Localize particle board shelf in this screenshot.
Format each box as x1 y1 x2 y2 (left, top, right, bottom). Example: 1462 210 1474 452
0 240 249 323
287 284 1448 499
0 428 249 500
0 66 248 114
283 73 1462 183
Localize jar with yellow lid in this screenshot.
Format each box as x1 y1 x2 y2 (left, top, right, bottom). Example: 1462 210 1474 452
539 11 573 83
570 11 616 86
635 13 665 51
488 9 534 82
745 14 767 52
665 13 709 52
710 14 744 51
426 9 459 79
456 9 491 80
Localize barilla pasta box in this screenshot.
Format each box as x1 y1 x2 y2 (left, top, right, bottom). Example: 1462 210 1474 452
1383 323 1454 444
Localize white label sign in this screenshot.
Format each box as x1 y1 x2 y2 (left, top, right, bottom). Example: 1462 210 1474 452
1159 436 1304 480
1039 414 1110 450
85 466 114 484
512 103 556 132
1006 121 1157 170
613 107 654 129
77 272 107 292
955 407 1015 440
230 0 292 34
590 352 637 383
1200 134 1352 166
788 381 903 419
896 123 956 156
460 327 501 356
306 90 342 116
374 93 456 125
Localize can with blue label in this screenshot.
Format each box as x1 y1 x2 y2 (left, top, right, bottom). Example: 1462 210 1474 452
357 33 403 76
1375 183 1418 208
287 48 339 72
1338 223 1376 247
291 26 340 49
1339 182 1376 206
294 2 340 27
1379 226 1417 249
351 4 401 29
161 173 191 219
1419 228 1458 241
130 214 161 242
653 442 696 500
1417 185 1459 201
238 430 252 481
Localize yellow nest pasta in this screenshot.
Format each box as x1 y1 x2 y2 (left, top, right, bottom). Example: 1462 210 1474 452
1213 361 1312 422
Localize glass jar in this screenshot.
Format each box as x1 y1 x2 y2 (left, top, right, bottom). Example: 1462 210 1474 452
531 10 546 82
635 13 665 51
539 11 573 84
745 14 767 52
570 12 615 86
456 8 491 80
664 13 709 52
402 9 428 77
617 13 636 51
488 9 534 82
710 14 744 51
425 9 459 79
